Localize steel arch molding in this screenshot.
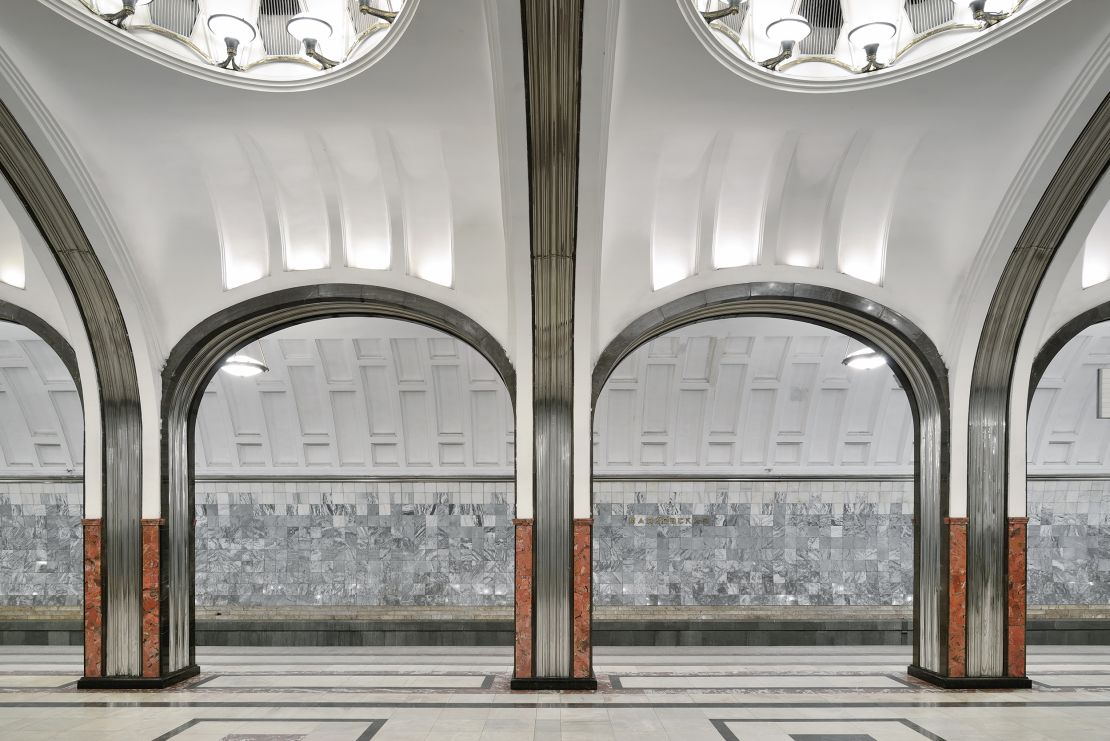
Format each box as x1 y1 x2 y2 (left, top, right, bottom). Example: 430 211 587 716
0 300 80 387
159 284 516 674
967 92 1110 678
593 282 951 675
1030 302 1110 397
0 100 143 678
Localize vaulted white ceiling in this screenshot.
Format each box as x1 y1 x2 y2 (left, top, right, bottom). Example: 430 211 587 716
0 0 523 354
589 0 1109 360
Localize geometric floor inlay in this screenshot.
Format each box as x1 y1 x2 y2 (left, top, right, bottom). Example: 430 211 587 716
1 645 1109 740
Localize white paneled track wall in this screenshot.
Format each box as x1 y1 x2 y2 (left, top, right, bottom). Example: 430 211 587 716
592 318 915 476
194 317 515 475
1029 322 1110 475
8 318 1110 478
0 323 81 475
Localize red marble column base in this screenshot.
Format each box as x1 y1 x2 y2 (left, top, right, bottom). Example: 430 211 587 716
907 516 1032 689
512 519 534 679
572 518 593 680
1006 517 1029 679
81 519 103 679
141 518 164 678
946 517 968 679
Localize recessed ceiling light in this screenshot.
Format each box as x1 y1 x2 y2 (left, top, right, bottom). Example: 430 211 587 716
842 346 887 370
221 355 269 378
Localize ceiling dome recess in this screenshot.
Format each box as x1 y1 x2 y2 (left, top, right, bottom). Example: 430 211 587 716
692 0 1043 80
68 0 406 80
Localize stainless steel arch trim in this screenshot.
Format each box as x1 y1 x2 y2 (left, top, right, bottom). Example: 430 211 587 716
1029 301 1110 402
592 283 950 674
0 101 142 677
160 284 516 673
0 299 81 389
967 93 1110 678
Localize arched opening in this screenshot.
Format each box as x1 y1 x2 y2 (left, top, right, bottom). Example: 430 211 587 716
589 284 950 680
191 317 515 639
592 317 915 636
1029 316 1110 653
0 304 83 660
161 286 516 678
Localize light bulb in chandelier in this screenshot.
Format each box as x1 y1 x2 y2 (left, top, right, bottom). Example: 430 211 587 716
208 14 257 72
287 15 340 70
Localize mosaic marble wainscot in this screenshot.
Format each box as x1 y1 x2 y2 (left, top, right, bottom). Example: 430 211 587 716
1028 479 1110 606
194 480 515 607
0 481 83 607
592 479 916 607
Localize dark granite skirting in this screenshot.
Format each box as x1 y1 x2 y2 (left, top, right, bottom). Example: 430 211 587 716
593 619 915 647
5 618 1110 647
0 619 82 645
194 619 516 647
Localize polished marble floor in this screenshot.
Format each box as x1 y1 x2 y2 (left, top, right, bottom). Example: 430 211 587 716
1 645 1109 739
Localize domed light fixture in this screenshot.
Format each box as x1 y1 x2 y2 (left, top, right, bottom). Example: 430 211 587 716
287 15 339 69
359 0 399 23
847 21 897 73
208 13 257 72
100 0 153 28
842 346 888 370
221 354 269 378
761 14 812 71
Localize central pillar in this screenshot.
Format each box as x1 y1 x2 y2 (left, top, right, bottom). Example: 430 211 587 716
511 0 594 690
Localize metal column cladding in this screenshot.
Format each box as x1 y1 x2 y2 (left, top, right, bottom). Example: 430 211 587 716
966 94 1110 677
519 0 584 678
0 101 143 676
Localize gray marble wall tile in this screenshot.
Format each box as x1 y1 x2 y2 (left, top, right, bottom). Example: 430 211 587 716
0 482 82 607
591 480 914 607
193 481 515 607
4 477 1106 610
1028 479 1110 606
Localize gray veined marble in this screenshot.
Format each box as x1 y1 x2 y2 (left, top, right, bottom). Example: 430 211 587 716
1027 479 1110 606
592 480 915 607
0 482 83 607
3 477 1109 610
193 481 515 608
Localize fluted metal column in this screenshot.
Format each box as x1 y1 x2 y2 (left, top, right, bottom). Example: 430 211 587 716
0 100 143 677
966 93 1110 677
520 0 584 678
